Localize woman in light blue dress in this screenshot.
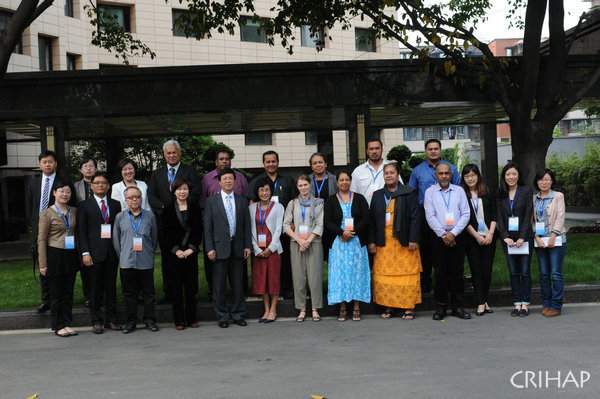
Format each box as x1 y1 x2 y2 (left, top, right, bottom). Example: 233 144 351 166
324 171 371 321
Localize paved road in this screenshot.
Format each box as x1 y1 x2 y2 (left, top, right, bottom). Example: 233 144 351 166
2 304 599 399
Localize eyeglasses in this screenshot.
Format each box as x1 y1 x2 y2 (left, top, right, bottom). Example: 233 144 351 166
126 195 142 200
91 181 109 185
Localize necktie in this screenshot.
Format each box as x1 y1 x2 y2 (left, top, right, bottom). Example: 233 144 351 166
101 199 108 223
226 195 235 237
169 167 176 190
41 177 50 213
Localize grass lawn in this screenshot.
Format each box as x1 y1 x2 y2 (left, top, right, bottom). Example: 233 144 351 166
1 233 598 310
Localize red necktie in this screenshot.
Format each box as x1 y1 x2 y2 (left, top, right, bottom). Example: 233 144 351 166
101 199 108 223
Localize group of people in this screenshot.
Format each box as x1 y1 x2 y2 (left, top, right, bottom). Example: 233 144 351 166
29 137 567 337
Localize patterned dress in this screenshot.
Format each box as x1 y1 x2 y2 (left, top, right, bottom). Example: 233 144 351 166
327 201 371 304
372 198 422 308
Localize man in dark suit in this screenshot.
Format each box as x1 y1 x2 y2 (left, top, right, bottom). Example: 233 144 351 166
148 140 202 304
204 168 252 328
77 172 122 334
27 150 61 313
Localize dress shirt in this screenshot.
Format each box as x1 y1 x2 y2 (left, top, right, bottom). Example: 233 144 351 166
112 209 158 270
220 190 236 217
424 183 470 238
111 180 151 211
408 160 460 205
39 172 56 214
350 160 399 206
200 169 248 209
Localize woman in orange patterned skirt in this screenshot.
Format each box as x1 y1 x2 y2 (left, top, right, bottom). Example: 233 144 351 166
368 161 422 319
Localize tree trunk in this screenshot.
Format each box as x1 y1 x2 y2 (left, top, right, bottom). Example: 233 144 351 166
510 122 552 188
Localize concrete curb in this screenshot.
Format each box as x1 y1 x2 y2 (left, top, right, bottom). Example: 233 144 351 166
1 283 598 330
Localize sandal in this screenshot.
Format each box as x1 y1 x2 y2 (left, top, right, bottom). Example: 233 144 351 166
337 310 347 322
402 311 415 320
352 310 362 321
381 309 393 319
296 310 306 322
312 309 321 322
55 329 70 337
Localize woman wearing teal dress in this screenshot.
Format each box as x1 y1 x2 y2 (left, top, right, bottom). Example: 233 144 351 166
324 171 371 321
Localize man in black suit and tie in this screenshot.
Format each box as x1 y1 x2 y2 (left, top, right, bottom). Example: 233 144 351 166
77 172 122 334
148 140 202 304
27 150 62 313
204 168 252 328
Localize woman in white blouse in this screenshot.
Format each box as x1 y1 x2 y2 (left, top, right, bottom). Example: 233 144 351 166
111 158 150 211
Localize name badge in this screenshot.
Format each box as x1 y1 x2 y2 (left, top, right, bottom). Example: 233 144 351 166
271 196 279 203
445 212 455 228
101 224 111 239
64 235 75 249
298 224 309 239
133 237 143 252
508 216 519 231
477 218 486 234
385 212 392 226
535 221 545 236
258 234 267 248
344 217 354 231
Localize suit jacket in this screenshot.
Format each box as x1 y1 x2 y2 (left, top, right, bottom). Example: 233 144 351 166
77 196 121 263
74 179 91 204
204 192 252 260
466 187 497 237
497 185 534 241
324 192 370 248
27 174 73 244
532 190 566 236
369 187 421 247
147 164 202 216
161 201 203 254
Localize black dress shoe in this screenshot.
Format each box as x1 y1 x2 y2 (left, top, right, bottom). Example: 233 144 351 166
484 308 494 314
476 311 484 316
37 302 50 313
145 320 159 332
85 300 91 308
156 296 172 305
432 309 446 321
451 308 471 319
233 319 247 327
122 323 136 334
218 321 229 328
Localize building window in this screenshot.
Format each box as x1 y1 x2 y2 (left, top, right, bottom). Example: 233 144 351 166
98 4 131 32
355 28 376 52
245 133 272 145
64 0 74 17
301 25 323 48
240 17 267 43
172 9 189 37
66 54 78 70
38 36 53 71
305 131 318 145
0 11 22 54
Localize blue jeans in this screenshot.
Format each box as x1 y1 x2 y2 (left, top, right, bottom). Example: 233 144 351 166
535 242 566 311
502 238 533 306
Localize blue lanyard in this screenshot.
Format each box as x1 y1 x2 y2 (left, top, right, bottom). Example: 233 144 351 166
384 185 398 209
127 210 143 235
537 197 548 219
509 187 518 215
168 167 177 185
370 168 382 184
54 205 71 233
471 196 479 215
427 163 437 178
273 179 278 193
440 189 452 210
314 176 327 197
258 201 270 231
337 192 352 214
300 196 309 223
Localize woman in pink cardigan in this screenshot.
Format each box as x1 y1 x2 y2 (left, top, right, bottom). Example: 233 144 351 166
532 168 566 318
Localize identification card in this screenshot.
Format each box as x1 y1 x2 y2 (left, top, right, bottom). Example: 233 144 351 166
535 222 545 236
101 224 112 239
445 212 455 228
64 235 75 249
258 234 267 248
477 218 486 234
344 217 354 231
508 216 519 231
271 196 279 203
133 237 143 252
385 212 392 226
298 224 309 239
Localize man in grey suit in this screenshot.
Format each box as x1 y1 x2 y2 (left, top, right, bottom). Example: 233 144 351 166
204 168 252 328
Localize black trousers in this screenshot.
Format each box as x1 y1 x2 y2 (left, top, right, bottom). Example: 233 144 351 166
419 211 434 289
465 236 496 306
79 264 91 301
48 272 77 331
170 254 199 325
88 257 119 325
204 251 249 296
212 243 246 322
431 232 466 309
158 231 173 299
121 268 156 324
